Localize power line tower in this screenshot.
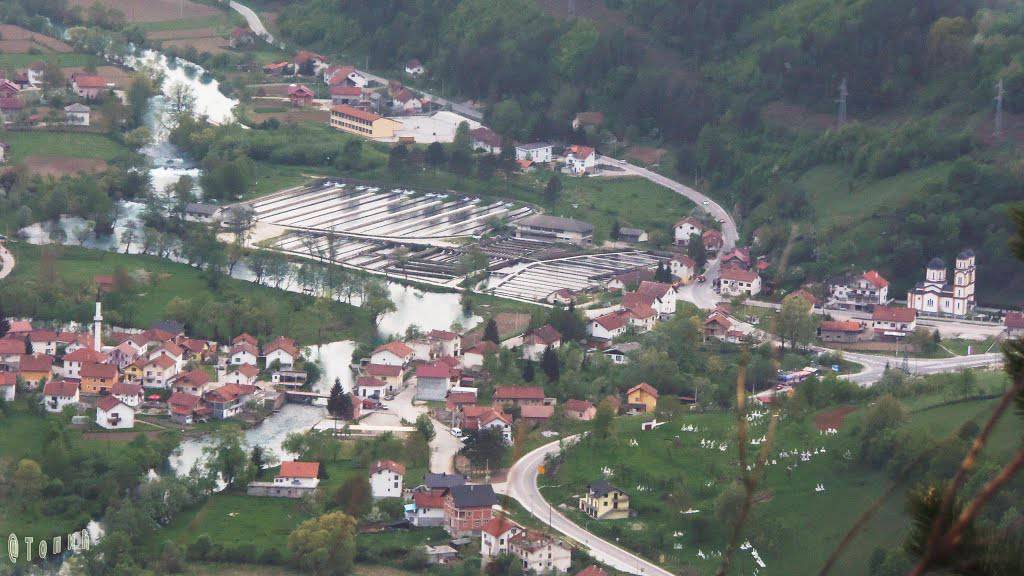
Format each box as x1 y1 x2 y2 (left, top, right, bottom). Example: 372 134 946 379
994 78 1005 138
836 77 848 127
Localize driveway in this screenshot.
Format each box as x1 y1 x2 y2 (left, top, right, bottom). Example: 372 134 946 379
229 1 273 43
504 435 675 576
386 382 462 473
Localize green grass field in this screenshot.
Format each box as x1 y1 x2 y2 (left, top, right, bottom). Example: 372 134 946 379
1 131 129 164
2 244 373 344
0 53 100 69
542 385 1015 575
138 14 233 32
800 163 952 229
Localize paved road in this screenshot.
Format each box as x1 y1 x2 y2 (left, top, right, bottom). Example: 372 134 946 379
505 435 674 576
599 157 737 311
387 383 462 473
0 244 14 279
838 350 1004 385
228 1 273 43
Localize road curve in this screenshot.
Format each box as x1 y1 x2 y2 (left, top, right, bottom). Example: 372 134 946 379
228 1 273 44
840 350 1003 385
0 243 14 279
506 435 675 576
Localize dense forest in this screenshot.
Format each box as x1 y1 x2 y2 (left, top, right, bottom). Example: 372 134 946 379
275 0 1024 305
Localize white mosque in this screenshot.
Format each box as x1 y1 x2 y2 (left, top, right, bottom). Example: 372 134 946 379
906 249 976 318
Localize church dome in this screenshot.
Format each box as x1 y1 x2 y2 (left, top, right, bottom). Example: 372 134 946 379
957 249 974 260
927 257 945 270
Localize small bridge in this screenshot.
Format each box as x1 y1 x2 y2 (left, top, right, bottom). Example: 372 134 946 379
284 390 329 404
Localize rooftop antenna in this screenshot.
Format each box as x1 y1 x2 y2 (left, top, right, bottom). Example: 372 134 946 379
836 77 848 126
994 78 1005 138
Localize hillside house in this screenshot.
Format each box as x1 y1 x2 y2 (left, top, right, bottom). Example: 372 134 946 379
372 340 415 366
18 353 53 386
565 145 597 176
167 392 204 424
719 266 761 297
428 329 461 357
702 229 724 254
589 310 630 340
509 531 573 574
111 381 144 407
522 325 561 361
408 491 446 526
462 341 497 368
1006 312 1024 338
230 342 259 366
703 312 733 340
606 268 654 291
632 280 678 316
579 480 630 520
288 84 314 107
444 484 499 536
603 342 640 365
204 384 258 419
61 347 108 380
96 396 134 430
618 227 648 243
43 380 79 413
415 362 451 401
828 270 890 311
674 217 704 245
872 306 917 339
29 330 58 355
264 336 299 368
564 399 596 421
64 103 90 126
481 516 524 559
670 254 696 283
172 369 212 396
71 74 108 99
223 364 259 386
0 340 26 371
458 405 513 443
294 51 327 74
405 59 425 76
626 382 658 413
363 363 403 389
80 362 119 395
493 386 546 407
0 373 15 402
515 142 553 163
392 88 423 113
248 461 321 498
330 85 363 106
143 356 178 388
470 127 502 154
369 459 405 499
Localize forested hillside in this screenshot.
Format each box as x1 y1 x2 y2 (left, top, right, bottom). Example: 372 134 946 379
275 0 1024 305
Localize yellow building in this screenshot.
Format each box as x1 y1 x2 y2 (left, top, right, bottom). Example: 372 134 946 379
578 480 630 520
626 382 658 413
80 362 119 395
329 104 401 139
123 358 145 382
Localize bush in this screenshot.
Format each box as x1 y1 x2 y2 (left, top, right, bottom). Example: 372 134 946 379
187 534 212 561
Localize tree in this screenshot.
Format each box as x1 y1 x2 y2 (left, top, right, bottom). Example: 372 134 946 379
540 345 560 381
425 142 446 171
159 540 186 574
522 360 535 382
166 82 197 126
415 413 436 442
687 233 707 269
777 296 816 352
203 427 249 488
460 428 507 468
250 445 266 473
483 318 500 344
611 220 621 241
12 458 44 509
287 511 358 576
332 476 371 518
592 398 615 440
388 144 409 179
0 307 9 339
327 378 346 417
544 175 562 205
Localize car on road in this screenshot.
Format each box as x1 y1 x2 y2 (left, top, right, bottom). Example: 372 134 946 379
384 393 395 401
450 427 463 438
702 200 710 206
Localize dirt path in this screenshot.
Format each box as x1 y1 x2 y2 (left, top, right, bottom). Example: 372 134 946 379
0 244 14 280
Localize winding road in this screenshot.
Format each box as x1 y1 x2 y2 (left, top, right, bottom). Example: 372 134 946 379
0 243 14 279
504 435 674 576
228 1 273 44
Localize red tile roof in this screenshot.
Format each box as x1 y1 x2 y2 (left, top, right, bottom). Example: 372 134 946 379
43 380 78 397
567 144 595 158
330 85 362 96
168 392 201 412
112 381 143 396
73 75 107 89
704 312 732 329
147 355 176 370
862 270 889 288
524 325 561 347
520 404 554 420
819 320 864 333
63 348 108 364
370 459 406 476
365 363 402 378
719 266 759 283
0 372 16 387
482 516 520 537
264 335 299 357
332 103 384 123
786 289 818 306
374 340 414 358
176 369 211 387
233 363 260 378
233 332 259 346
81 362 117 379
0 339 26 355
593 310 629 331
628 382 659 398
872 306 916 323
446 391 477 406
576 566 608 576
413 490 445 510
19 354 53 372
493 386 545 401
279 461 320 479
1006 311 1024 329
356 376 386 388
428 329 458 342
564 399 593 413
287 84 314 97
416 362 451 379
96 396 124 412
205 383 257 403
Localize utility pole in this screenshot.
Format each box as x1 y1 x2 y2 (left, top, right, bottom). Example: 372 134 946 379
994 78 1005 138
836 77 848 127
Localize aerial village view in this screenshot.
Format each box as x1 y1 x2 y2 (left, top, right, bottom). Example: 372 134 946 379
0 1 1021 575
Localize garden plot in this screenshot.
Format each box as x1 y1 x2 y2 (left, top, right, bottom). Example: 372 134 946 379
487 251 665 301
248 180 532 240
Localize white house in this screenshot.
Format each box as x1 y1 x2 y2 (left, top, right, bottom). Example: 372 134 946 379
27 61 45 86
263 336 299 369
148 342 185 371
369 459 405 499
276 461 320 489
223 364 259 387
670 254 696 283
405 59 425 76
428 329 460 357
829 270 890 311
229 342 259 366
871 306 918 339
0 372 16 402
406 339 432 362
95 396 134 430
462 341 497 368
61 347 108 380
393 88 423 113
674 217 704 245
481 516 524 559
629 280 678 316
565 145 597 176
356 375 389 399
478 410 513 444
42 380 79 413
589 311 630 340
719 267 762 297
408 491 446 527
64 103 90 126
371 341 415 367
509 531 573 574
142 356 178 388
111 381 144 407
29 330 58 356
521 325 561 362
515 142 553 163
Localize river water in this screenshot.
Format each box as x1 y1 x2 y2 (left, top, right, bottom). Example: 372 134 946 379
58 50 483 474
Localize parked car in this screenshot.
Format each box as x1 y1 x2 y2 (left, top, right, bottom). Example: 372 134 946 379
450 427 463 438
